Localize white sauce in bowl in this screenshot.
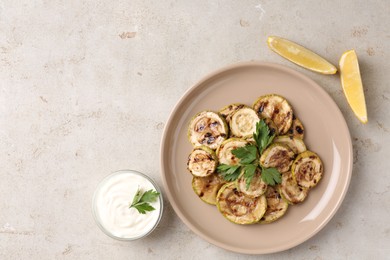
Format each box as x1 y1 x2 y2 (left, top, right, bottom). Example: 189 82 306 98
93 170 162 240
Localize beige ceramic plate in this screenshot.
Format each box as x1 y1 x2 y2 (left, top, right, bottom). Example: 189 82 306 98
160 62 352 254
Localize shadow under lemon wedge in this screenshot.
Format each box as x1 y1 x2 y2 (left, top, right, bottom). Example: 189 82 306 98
267 36 337 75
339 50 368 124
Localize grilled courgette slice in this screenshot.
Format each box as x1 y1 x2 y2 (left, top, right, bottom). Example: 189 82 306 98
292 151 323 188
230 107 260 139
273 135 307 154
259 186 289 224
253 94 293 135
219 103 247 124
216 182 267 224
216 138 249 165
188 111 228 150
279 171 308 204
236 167 267 198
187 146 218 177
287 115 305 139
259 143 295 173
192 173 226 205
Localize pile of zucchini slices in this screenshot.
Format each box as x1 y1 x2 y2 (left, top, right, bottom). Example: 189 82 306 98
187 94 324 225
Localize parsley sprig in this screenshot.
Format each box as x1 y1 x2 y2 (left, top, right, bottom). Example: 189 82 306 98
129 188 160 214
253 119 276 153
217 119 282 188
217 164 241 181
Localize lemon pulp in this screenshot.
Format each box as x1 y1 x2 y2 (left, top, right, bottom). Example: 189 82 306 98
267 36 337 75
339 50 368 124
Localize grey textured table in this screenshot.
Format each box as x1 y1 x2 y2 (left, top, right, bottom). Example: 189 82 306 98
1 1 389 259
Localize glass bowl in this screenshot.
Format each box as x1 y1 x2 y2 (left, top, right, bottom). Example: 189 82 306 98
92 170 163 240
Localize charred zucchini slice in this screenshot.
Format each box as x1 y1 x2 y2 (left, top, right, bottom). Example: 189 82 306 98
192 173 226 205
287 115 305 139
253 94 293 135
259 186 289 224
236 168 267 198
292 151 323 188
216 182 267 224
273 135 307 154
216 138 249 165
187 146 218 177
279 171 308 204
219 103 247 124
259 143 295 173
188 110 228 150
230 107 260 139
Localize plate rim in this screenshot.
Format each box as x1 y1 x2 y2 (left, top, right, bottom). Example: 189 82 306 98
160 61 353 254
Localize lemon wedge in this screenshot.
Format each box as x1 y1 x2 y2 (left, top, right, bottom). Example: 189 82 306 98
339 50 368 124
267 36 337 74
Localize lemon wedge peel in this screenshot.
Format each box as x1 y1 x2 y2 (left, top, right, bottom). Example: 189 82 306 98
267 36 337 75
339 50 368 124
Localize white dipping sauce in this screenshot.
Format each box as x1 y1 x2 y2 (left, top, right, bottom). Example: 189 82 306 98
93 170 162 239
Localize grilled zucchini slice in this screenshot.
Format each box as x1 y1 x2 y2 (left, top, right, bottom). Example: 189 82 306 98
287 115 305 139
216 182 267 224
259 143 295 173
230 107 260 139
279 171 308 204
188 110 228 150
236 167 267 198
259 186 289 224
216 138 249 165
192 173 226 205
253 94 293 135
273 135 307 154
292 151 323 188
187 146 218 177
219 103 246 124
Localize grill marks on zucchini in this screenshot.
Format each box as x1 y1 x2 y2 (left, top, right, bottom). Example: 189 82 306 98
219 103 246 124
187 146 218 177
253 94 293 135
192 174 227 205
216 138 249 165
188 111 228 150
216 183 267 224
259 143 295 173
292 151 323 188
280 171 308 204
259 186 288 224
288 115 305 139
237 168 267 198
186 94 324 226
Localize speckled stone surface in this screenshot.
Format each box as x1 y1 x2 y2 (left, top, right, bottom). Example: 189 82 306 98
1 1 389 259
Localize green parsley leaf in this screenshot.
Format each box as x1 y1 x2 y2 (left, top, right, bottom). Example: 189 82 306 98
217 119 281 187
131 202 156 214
140 189 160 203
131 187 143 205
217 164 241 181
129 188 160 214
261 167 282 186
253 120 275 153
243 164 257 190
231 145 257 164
